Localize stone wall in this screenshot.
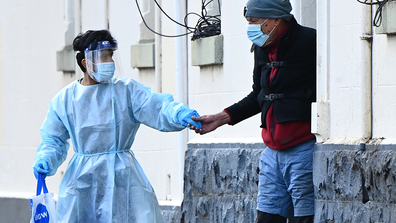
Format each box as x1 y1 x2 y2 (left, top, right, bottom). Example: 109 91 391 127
7 141 395 223
314 143 396 223
180 142 264 223
181 142 396 223
161 205 182 223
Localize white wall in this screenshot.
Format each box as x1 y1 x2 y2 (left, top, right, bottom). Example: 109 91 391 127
0 0 75 197
0 0 185 204
315 0 396 144
0 0 272 203
328 0 368 140
188 0 262 141
372 34 396 139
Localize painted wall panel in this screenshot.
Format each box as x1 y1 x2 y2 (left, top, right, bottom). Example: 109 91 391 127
0 0 74 196
187 0 261 143
328 0 367 140
81 0 108 30
372 34 396 139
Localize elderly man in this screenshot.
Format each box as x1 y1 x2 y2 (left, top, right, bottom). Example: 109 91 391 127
191 0 316 222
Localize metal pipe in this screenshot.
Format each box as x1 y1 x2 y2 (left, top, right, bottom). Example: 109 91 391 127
155 0 162 93
360 1 373 141
174 0 188 202
65 0 75 45
74 0 82 79
106 0 110 30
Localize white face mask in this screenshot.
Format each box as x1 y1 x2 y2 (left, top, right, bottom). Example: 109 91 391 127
89 62 116 83
247 19 276 47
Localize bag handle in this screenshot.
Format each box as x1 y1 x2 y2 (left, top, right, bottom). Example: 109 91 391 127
36 174 49 196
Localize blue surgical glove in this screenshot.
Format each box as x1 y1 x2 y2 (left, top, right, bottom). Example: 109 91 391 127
177 109 202 129
33 159 53 179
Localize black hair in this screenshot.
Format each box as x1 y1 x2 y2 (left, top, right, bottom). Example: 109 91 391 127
72 30 118 73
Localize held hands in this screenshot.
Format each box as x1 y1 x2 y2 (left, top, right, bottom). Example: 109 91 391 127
32 159 53 179
189 111 231 135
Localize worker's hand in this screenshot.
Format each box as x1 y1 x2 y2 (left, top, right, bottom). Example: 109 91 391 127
32 159 53 179
189 111 231 135
177 109 202 130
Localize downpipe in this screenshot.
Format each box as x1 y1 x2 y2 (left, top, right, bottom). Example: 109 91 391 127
155 0 162 93
359 1 373 142
174 0 188 202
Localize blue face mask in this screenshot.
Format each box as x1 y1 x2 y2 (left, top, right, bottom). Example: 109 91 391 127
247 19 274 47
90 62 116 83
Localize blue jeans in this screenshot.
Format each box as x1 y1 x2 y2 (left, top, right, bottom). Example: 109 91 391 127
257 139 315 218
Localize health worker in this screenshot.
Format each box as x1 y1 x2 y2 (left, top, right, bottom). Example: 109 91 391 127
32 29 202 223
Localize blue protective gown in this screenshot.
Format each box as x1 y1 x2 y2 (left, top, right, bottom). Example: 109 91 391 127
34 77 188 222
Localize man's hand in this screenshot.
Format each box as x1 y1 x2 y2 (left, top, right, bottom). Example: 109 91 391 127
188 111 231 135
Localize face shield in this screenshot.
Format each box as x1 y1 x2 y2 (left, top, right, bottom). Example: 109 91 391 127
84 41 119 83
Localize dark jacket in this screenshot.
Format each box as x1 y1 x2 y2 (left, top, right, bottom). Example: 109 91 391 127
225 18 316 128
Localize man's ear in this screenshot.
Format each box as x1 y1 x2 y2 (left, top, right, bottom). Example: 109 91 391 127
82 59 87 68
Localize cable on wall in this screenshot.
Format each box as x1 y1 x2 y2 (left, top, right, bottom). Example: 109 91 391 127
135 0 221 40
190 0 221 40
357 0 389 27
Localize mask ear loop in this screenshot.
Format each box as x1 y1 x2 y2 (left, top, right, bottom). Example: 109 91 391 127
262 21 278 46
267 23 278 36
260 19 268 27
258 19 269 35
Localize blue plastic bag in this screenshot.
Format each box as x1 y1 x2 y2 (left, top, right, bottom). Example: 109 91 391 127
30 174 57 223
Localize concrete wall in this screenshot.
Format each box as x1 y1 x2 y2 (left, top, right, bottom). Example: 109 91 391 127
314 143 396 222
314 0 396 142
181 141 263 223
0 0 75 199
313 0 396 221
187 0 261 140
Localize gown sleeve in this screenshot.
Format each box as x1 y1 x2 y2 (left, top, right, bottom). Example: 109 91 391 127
128 80 187 132
34 96 71 176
